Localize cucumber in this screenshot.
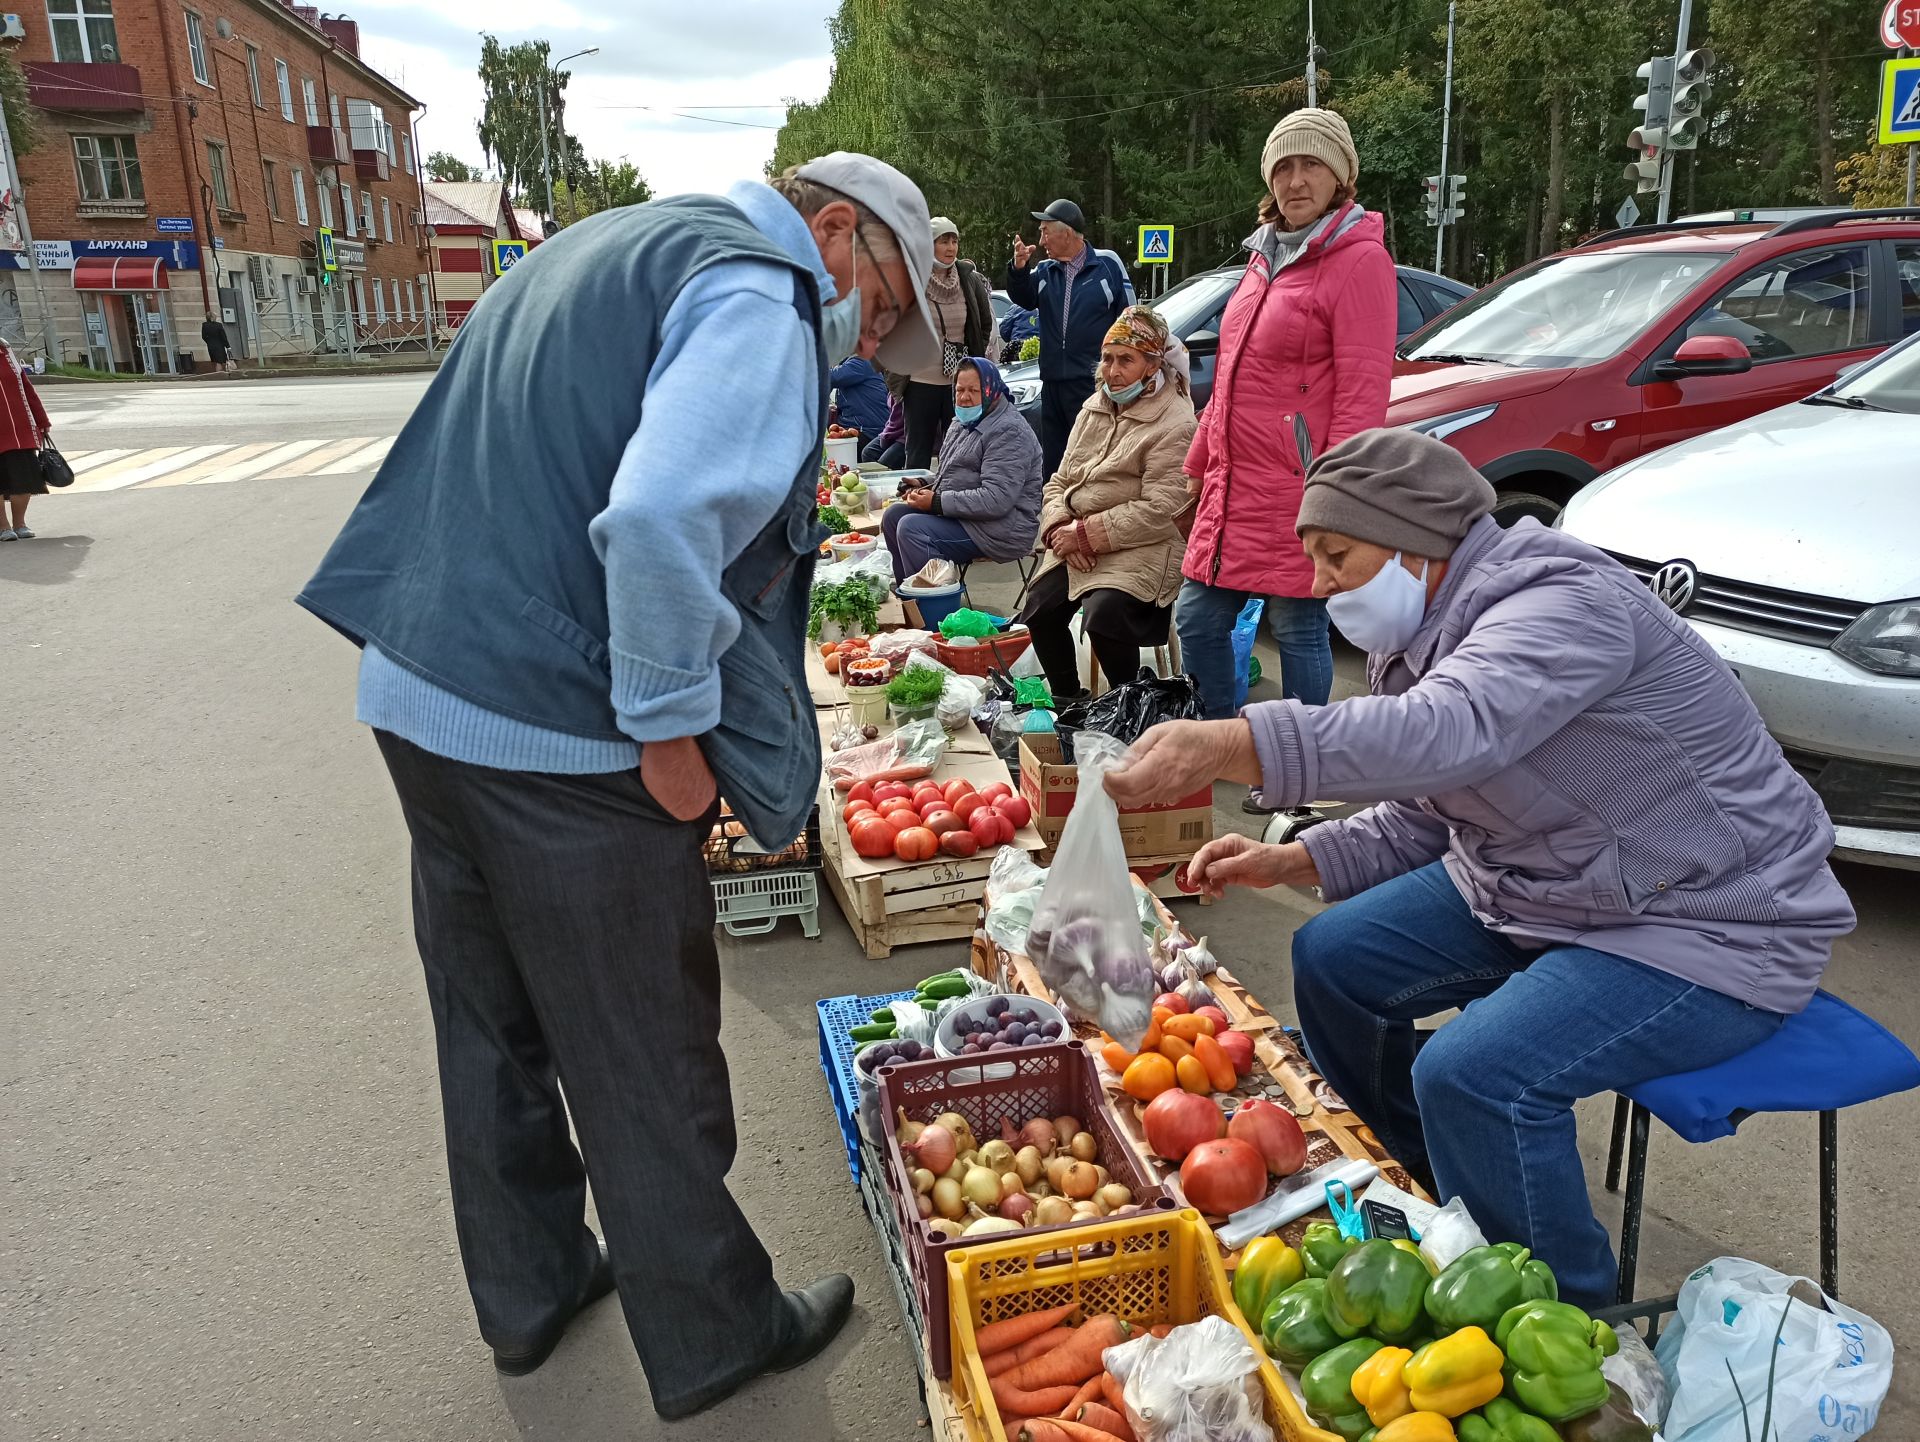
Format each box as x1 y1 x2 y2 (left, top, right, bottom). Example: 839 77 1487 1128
848 1021 896 1043
915 974 971 1000
870 1006 897 1025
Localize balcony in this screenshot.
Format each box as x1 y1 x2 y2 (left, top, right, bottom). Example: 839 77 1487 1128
307 126 351 167
353 147 390 181
76 198 146 220
25 61 144 112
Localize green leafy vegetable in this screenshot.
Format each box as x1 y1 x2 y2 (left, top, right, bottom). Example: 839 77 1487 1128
817 504 849 534
808 576 882 641
886 664 947 708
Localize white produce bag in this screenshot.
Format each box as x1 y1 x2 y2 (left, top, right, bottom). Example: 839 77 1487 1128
1656 1256 1892 1442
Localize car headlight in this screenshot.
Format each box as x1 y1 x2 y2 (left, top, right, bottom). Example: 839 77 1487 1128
1833 599 1920 678
1404 404 1498 441
1008 378 1042 407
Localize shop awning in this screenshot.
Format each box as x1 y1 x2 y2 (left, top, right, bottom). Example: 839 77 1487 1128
72 257 166 291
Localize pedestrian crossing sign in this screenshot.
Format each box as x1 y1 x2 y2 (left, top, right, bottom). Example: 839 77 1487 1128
1137 224 1174 264
1880 57 1920 145
493 239 529 275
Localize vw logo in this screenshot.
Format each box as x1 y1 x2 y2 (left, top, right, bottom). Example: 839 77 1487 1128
1650 559 1698 613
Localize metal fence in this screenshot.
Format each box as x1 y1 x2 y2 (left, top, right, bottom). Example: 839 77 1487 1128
236 281 440 366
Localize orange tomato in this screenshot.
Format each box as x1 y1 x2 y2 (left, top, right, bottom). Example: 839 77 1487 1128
1175 1054 1212 1095
1101 1041 1135 1074
1151 1005 1175 1028
1158 1036 1194 1064
1122 1052 1178 1102
1140 1020 1164 1054
1165 1014 1216 1043
893 826 939 862
1193 1033 1237 1093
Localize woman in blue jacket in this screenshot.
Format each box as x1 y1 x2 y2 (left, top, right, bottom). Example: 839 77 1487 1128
828 354 890 442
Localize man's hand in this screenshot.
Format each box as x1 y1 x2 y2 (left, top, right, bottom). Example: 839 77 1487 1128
1011 233 1036 269
1179 834 1319 897
641 736 717 821
1103 719 1262 808
905 487 934 511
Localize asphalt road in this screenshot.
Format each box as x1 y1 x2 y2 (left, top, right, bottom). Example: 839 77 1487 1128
5 375 1916 1440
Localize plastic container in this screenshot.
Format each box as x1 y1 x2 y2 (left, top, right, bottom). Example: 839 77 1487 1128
935 629 1033 678
824 435 860 469
946 1208 1335 1442
897 580 967 631
828 534 877 562
875 1041 1173 1380
703 805 820 875
817 989 918 1184
711 868 820 939
931 992 1070 1085
845 686 890 728
862 468 931 504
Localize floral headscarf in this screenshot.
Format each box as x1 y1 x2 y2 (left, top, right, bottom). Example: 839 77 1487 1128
1100 304 1190 398
955 355 1010 427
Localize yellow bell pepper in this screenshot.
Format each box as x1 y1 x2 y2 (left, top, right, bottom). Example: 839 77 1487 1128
1403 1326 1505 1418
1390 1238 1440 1276
1350 1344 1414 1427
1375 1412 1458 1442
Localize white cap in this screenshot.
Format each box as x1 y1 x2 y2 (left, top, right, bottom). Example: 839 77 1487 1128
795 151 941 374
929 215 959 241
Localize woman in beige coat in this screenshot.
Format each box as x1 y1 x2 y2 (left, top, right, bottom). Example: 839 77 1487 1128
1016 305 1196 698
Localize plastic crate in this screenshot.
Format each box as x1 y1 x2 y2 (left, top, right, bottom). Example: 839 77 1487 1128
874 1040 1173 1381
857 1138 926 1352
815 989 917 1184
946 1208 1336 1442
934 630 1032 678
704 805 821 875
712 868 820 939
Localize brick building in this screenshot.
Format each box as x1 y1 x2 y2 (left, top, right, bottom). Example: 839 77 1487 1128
2 0 430 371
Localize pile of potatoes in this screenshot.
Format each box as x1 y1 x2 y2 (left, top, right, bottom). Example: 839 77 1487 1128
896 1108 1138 1240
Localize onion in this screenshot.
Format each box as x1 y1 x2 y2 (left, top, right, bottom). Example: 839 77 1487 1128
1014 1146 1044 1187
1071 1201 1103 1220
1033 1195 1074 1225
926 1218 964 1240
997 1191 1034 1223
895 1107 926 1147
1052 1115 1082 1149
935 1112 977 1154
963 1214 1021 1237
1095 1183 1133 1212
932 1177 964 1220
943 1156 968 1183
1019 1119 1058 1157
911 1167 935 1195
1061 1161 1100 1200
903 1123 956 1176
916 1192 933 1219
1068 1132 1098 1162
1044 1155 1074 1192
1093 1165 1110 1186
999 1117 1020 1146
978 1139 1016 1175
961 1165 1002 1210
1000 1172 1024 1201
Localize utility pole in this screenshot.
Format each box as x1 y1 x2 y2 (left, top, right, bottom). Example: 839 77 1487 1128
1909 48 1919 206
0 101 61 364
536 46 599 229
1656 0 1693 224
1435 0 1456 273
1305 0 1317 107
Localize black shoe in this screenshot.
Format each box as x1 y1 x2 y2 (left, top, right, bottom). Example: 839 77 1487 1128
652 1273 856 1419
491 1238 617 1377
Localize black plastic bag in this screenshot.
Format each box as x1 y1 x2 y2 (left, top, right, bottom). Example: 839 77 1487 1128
1056 668 1204 761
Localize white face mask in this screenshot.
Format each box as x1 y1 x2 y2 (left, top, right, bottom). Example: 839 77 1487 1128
1325 552 1430 655
819 228 867 362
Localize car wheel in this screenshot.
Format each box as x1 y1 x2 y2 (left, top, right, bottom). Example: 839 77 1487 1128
1491 489 1563 528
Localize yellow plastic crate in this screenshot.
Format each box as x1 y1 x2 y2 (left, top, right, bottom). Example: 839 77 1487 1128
945 1208 1340 1442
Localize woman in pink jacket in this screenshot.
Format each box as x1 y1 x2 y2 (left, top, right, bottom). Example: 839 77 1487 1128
1175 108 1396 755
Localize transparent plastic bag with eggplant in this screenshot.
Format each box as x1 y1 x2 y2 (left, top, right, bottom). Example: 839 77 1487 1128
1024 730 1157 1050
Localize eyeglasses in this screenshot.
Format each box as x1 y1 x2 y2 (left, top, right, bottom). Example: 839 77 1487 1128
853 226 902 340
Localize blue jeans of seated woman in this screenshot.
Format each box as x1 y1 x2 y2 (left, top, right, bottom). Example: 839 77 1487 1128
1290 862 1784 1307
882 504 983 582
1174 578 1331 719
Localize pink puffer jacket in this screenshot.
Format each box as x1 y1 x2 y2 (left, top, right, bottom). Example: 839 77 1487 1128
1183 204 1397 596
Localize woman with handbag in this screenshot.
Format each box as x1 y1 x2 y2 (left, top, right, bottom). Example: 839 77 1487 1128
901 216 994 470
0 340 53 542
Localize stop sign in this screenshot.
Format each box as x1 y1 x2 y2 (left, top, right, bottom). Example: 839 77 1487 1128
1885 0 1920 50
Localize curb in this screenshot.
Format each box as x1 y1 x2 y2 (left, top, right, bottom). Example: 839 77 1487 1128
37 360 443 385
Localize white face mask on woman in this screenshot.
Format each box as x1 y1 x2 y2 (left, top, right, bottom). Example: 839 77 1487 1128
1325 552 1429 655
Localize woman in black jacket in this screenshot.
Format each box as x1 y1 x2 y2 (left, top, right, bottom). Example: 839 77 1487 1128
902 216 994 470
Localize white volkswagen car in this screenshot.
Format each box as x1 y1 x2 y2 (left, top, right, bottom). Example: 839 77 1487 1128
1560 329 1920 869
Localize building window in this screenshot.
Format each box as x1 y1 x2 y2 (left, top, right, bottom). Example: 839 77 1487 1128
340 182 355 235
302 77 319 128
328 92 340 128
261 159 280 219
317 182 333 229
360 190 373 235
402 136 414 175
184 11 210 86
244 45 262 106
207 141 231 210
73 133 142 203
380 196 393 243
416 275 429 325
48 0 117 64
275 59 292 122
373 281 386 324
292 168 308 225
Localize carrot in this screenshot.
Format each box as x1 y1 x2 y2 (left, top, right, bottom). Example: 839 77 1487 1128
990 1378 1081 1419
1099 1372 1126 1416
986 1327 1075 1377
1016 1423 1072 1442
1057 1376 1105 1417
1073 1403 1136 1441
977 1304 1080 1357
1005 1315 1132 1391
1147 1324 1173 1339
1032 1422 1125 1442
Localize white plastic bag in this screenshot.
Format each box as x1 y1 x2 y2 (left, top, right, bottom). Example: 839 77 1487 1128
1417 1196 1490 1272
1105 1316 1273 1442
1024 730 1157 1049
1656 1256 1892 1442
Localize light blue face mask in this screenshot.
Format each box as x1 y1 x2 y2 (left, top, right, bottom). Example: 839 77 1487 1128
954 402 984 425
819 228 867 361
1102 378 1146 405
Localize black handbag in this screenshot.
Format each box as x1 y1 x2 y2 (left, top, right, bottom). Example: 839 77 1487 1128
8 350 68 486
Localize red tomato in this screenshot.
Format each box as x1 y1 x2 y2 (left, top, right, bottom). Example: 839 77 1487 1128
1154 992 1190 1014
893 826 939 862
911 784 944 811
979 782 1013 803
877 796 918 819
941 778 977 805
923 811 964 836
847 780 875 805
968 809 1014 846
1179 1138 1269 1216
842 800 876 826
951 793 987 822
872 782 913 804
991 794 1032 829
939 828 980 858
849 816 896 859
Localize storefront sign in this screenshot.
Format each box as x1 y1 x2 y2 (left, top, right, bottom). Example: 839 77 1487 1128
333 237 367 269
0 238 202 271
156 217 194 234
0 144 21 251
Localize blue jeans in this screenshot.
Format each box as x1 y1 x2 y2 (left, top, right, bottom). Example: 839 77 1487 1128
882 505 983 582
1175 578 1331 719
1291 863 1784 1306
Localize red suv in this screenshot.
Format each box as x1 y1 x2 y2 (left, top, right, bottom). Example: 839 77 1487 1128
1391 207 1920 523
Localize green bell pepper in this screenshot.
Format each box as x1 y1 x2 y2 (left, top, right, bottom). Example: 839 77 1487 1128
1494 1300 1618 1422
1234 1236 1305 1328
1425 1244 1558 1335
1261 1277 1345 1365
1323 1238 1432 1343
1457 1397 1561 1442
1303 1220 1361 1277
1301 1336 1386 1441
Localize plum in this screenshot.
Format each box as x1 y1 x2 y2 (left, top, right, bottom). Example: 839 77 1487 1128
960 1042 981 1056
985 997 1010 1017
988 1040 1014 1052
1020 1033 1046 1047
1042 1020 1063 1038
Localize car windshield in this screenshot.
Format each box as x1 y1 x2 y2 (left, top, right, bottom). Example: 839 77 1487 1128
1828 335 1920 415
1402 250 1724 369
1147 270 1239 336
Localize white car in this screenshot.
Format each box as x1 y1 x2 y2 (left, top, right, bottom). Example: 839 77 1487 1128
1560 330 1920 869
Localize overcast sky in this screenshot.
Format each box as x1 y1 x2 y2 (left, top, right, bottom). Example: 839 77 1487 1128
349 0 838 198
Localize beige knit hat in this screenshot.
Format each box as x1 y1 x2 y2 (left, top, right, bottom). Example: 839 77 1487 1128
1261 107 1360 191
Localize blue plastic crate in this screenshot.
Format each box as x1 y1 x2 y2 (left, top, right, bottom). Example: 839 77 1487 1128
816 989 916 1185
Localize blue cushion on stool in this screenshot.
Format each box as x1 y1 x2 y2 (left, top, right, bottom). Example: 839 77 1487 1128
1625 990 1920 1143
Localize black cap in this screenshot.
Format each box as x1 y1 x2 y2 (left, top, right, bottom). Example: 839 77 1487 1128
1030 199 1085 232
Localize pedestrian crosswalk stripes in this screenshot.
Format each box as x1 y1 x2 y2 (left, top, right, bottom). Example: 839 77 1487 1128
60 437 397 493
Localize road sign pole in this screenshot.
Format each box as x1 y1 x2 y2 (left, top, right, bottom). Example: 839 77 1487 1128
1435 0 1456 274
0 97 61 364
1656 0 1694 225
1305 0 1317 107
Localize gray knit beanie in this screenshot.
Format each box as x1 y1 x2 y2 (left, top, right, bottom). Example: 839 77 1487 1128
1262 108 1360 191
1295 428 1496 558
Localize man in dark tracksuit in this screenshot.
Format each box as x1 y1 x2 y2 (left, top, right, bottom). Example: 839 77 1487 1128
1005 198 1133 480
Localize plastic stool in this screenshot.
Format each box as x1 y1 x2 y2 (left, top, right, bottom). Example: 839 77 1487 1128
1603 989 1920 1303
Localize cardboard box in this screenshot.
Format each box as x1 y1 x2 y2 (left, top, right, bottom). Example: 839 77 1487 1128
1018 732 1212 861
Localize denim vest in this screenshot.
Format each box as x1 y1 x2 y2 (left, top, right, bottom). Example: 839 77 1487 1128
297 195 827 846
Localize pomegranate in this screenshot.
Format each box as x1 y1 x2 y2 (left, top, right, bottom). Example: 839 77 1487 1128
1180 1137 1268 1216
1142 1089 1224 1162
1226 1096 1309 1178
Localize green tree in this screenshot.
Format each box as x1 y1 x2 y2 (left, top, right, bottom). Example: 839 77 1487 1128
552 158 654 225
426 151 482 183
476 35 575 209
0 50 37 158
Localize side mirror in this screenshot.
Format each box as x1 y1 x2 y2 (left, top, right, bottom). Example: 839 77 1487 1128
1655 334 1752 380
1185 328 1220 354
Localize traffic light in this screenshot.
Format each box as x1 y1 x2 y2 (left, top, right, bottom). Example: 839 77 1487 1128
1423 175 1442 227
1667 48 1715 149
1445 174 1466 221
1625 55 1674 194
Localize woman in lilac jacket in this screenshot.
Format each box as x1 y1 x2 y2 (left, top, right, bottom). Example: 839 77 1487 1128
1104 427 1855 1308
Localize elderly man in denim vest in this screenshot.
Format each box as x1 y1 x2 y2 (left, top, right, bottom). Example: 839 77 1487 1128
1103 427 1855 1308
298 154 940 1418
